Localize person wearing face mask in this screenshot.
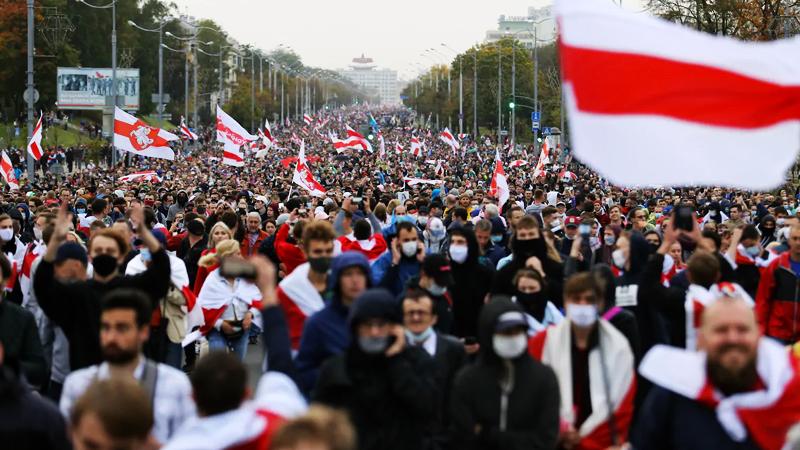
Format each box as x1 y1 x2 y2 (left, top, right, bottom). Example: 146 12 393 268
401 288 465 449
34 204 171 371
167 190 189 225
492 215 565 307
372 221 424 297
416 205 430 232
313 288 437 450
295 252 371 395
450 297 560 450
276 221 336 351
732 225 767 298
448 227 493 339
757 214 777 248
423 217 447 253
529 273 636 450
512 269 563 335
403 254 455 334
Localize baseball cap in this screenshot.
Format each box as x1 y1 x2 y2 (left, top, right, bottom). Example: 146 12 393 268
422 254 455 287
54 242 88 266
495 311 528 332
565 216 581 228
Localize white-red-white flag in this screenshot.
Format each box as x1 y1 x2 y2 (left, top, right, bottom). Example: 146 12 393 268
303 114 313 125
490 149 509 209
292 141 327 197
558 0 800 190
559 169 578 183
439 127 460 152
403 177 443 187
27 112 43 161
534 138 550 178
113 107 178 160
0 151 18 190
179 116 198 140
345 125 373 152
396 142 404 154
216 106 257 167
509 159 529 168
410 136 422 157
377 131 386 158
263 118 274 145
119 170 162 183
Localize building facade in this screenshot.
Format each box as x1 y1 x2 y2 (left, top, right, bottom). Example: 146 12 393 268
337 55 400 105
485 6 556 49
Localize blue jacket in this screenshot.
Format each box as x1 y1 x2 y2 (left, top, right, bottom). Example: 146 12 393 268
371 251 421 297
294 252 371 395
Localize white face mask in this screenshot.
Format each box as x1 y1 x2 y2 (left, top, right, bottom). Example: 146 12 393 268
0 228 14 242
567 303 598 328
612 249 626 268
449 245 468 264
33 227 43 242
401 241 418 258
493 333 528 359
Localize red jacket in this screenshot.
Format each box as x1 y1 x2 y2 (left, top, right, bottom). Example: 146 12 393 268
193 248 217 296
275 223 306 275
240 230 268 257
755 252 800 342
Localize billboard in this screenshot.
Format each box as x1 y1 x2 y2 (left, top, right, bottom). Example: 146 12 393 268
56 67 140 111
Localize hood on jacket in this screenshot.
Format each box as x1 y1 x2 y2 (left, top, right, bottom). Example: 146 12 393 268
449 226 480 267
347 288 399 332
328 251 372 307
477 296 528 365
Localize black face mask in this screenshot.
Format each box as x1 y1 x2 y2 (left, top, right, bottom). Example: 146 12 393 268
92 254 119 278
513 237 544 260
186 220 205 236
196 207 206 214
308 256 332 274
177 196 188 206
517 292 547 320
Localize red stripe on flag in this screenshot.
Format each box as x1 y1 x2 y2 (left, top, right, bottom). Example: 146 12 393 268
561 43 800 129
223 151 243 162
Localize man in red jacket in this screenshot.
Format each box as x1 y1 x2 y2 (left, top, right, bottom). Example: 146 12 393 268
755 223 800 343
241 212 268 257
275 214 307 275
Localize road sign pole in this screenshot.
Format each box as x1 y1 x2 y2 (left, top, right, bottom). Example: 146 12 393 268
26 0 35 182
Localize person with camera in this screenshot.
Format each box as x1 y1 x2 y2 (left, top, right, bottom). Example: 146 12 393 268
189 239 261 361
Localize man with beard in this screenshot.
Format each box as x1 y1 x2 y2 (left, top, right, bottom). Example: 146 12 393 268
60 289 195 446
634 297 800 450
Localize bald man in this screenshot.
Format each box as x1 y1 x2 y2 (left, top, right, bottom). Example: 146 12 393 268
633 298 800 450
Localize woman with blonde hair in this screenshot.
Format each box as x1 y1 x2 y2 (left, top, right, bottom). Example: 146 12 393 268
189 239 260 360
193 221 233 295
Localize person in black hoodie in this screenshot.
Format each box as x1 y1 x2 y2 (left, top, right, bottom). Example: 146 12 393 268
450 297 560 450
313 288 438 450
492 215 564 307
447 226 493 339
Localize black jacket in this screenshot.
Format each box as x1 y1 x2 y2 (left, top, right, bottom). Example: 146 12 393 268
639 253 694 349
314 345 439 450
450 299 560 450
632 386 760 450
449 229 493 339
0 301 45 388
0 364 70 450
427 333 466 449
34 249 171 370
178 234 207 287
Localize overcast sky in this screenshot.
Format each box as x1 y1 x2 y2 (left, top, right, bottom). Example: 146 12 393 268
170 0 647 79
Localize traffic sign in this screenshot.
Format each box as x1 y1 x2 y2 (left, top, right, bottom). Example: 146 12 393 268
531 111 540 121
532 121 540 131
543 127 552 136
23 88 39 105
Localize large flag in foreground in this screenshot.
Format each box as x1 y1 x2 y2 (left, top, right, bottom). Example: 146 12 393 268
114 107 179 160
557 0 800 190
216 106 257 167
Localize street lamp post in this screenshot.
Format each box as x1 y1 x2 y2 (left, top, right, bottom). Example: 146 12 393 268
497 43 502 150
442 44 463 136
77 0 118 165
128 19 170 121
25 0 34 180
511 39 516 148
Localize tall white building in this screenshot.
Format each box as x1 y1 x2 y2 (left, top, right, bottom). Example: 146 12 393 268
337 55 400 105
485 5 556 49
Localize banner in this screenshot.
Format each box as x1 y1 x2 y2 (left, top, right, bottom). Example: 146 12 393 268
56 67 140 111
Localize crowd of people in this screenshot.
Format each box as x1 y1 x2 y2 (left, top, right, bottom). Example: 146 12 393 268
1 104 800 449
